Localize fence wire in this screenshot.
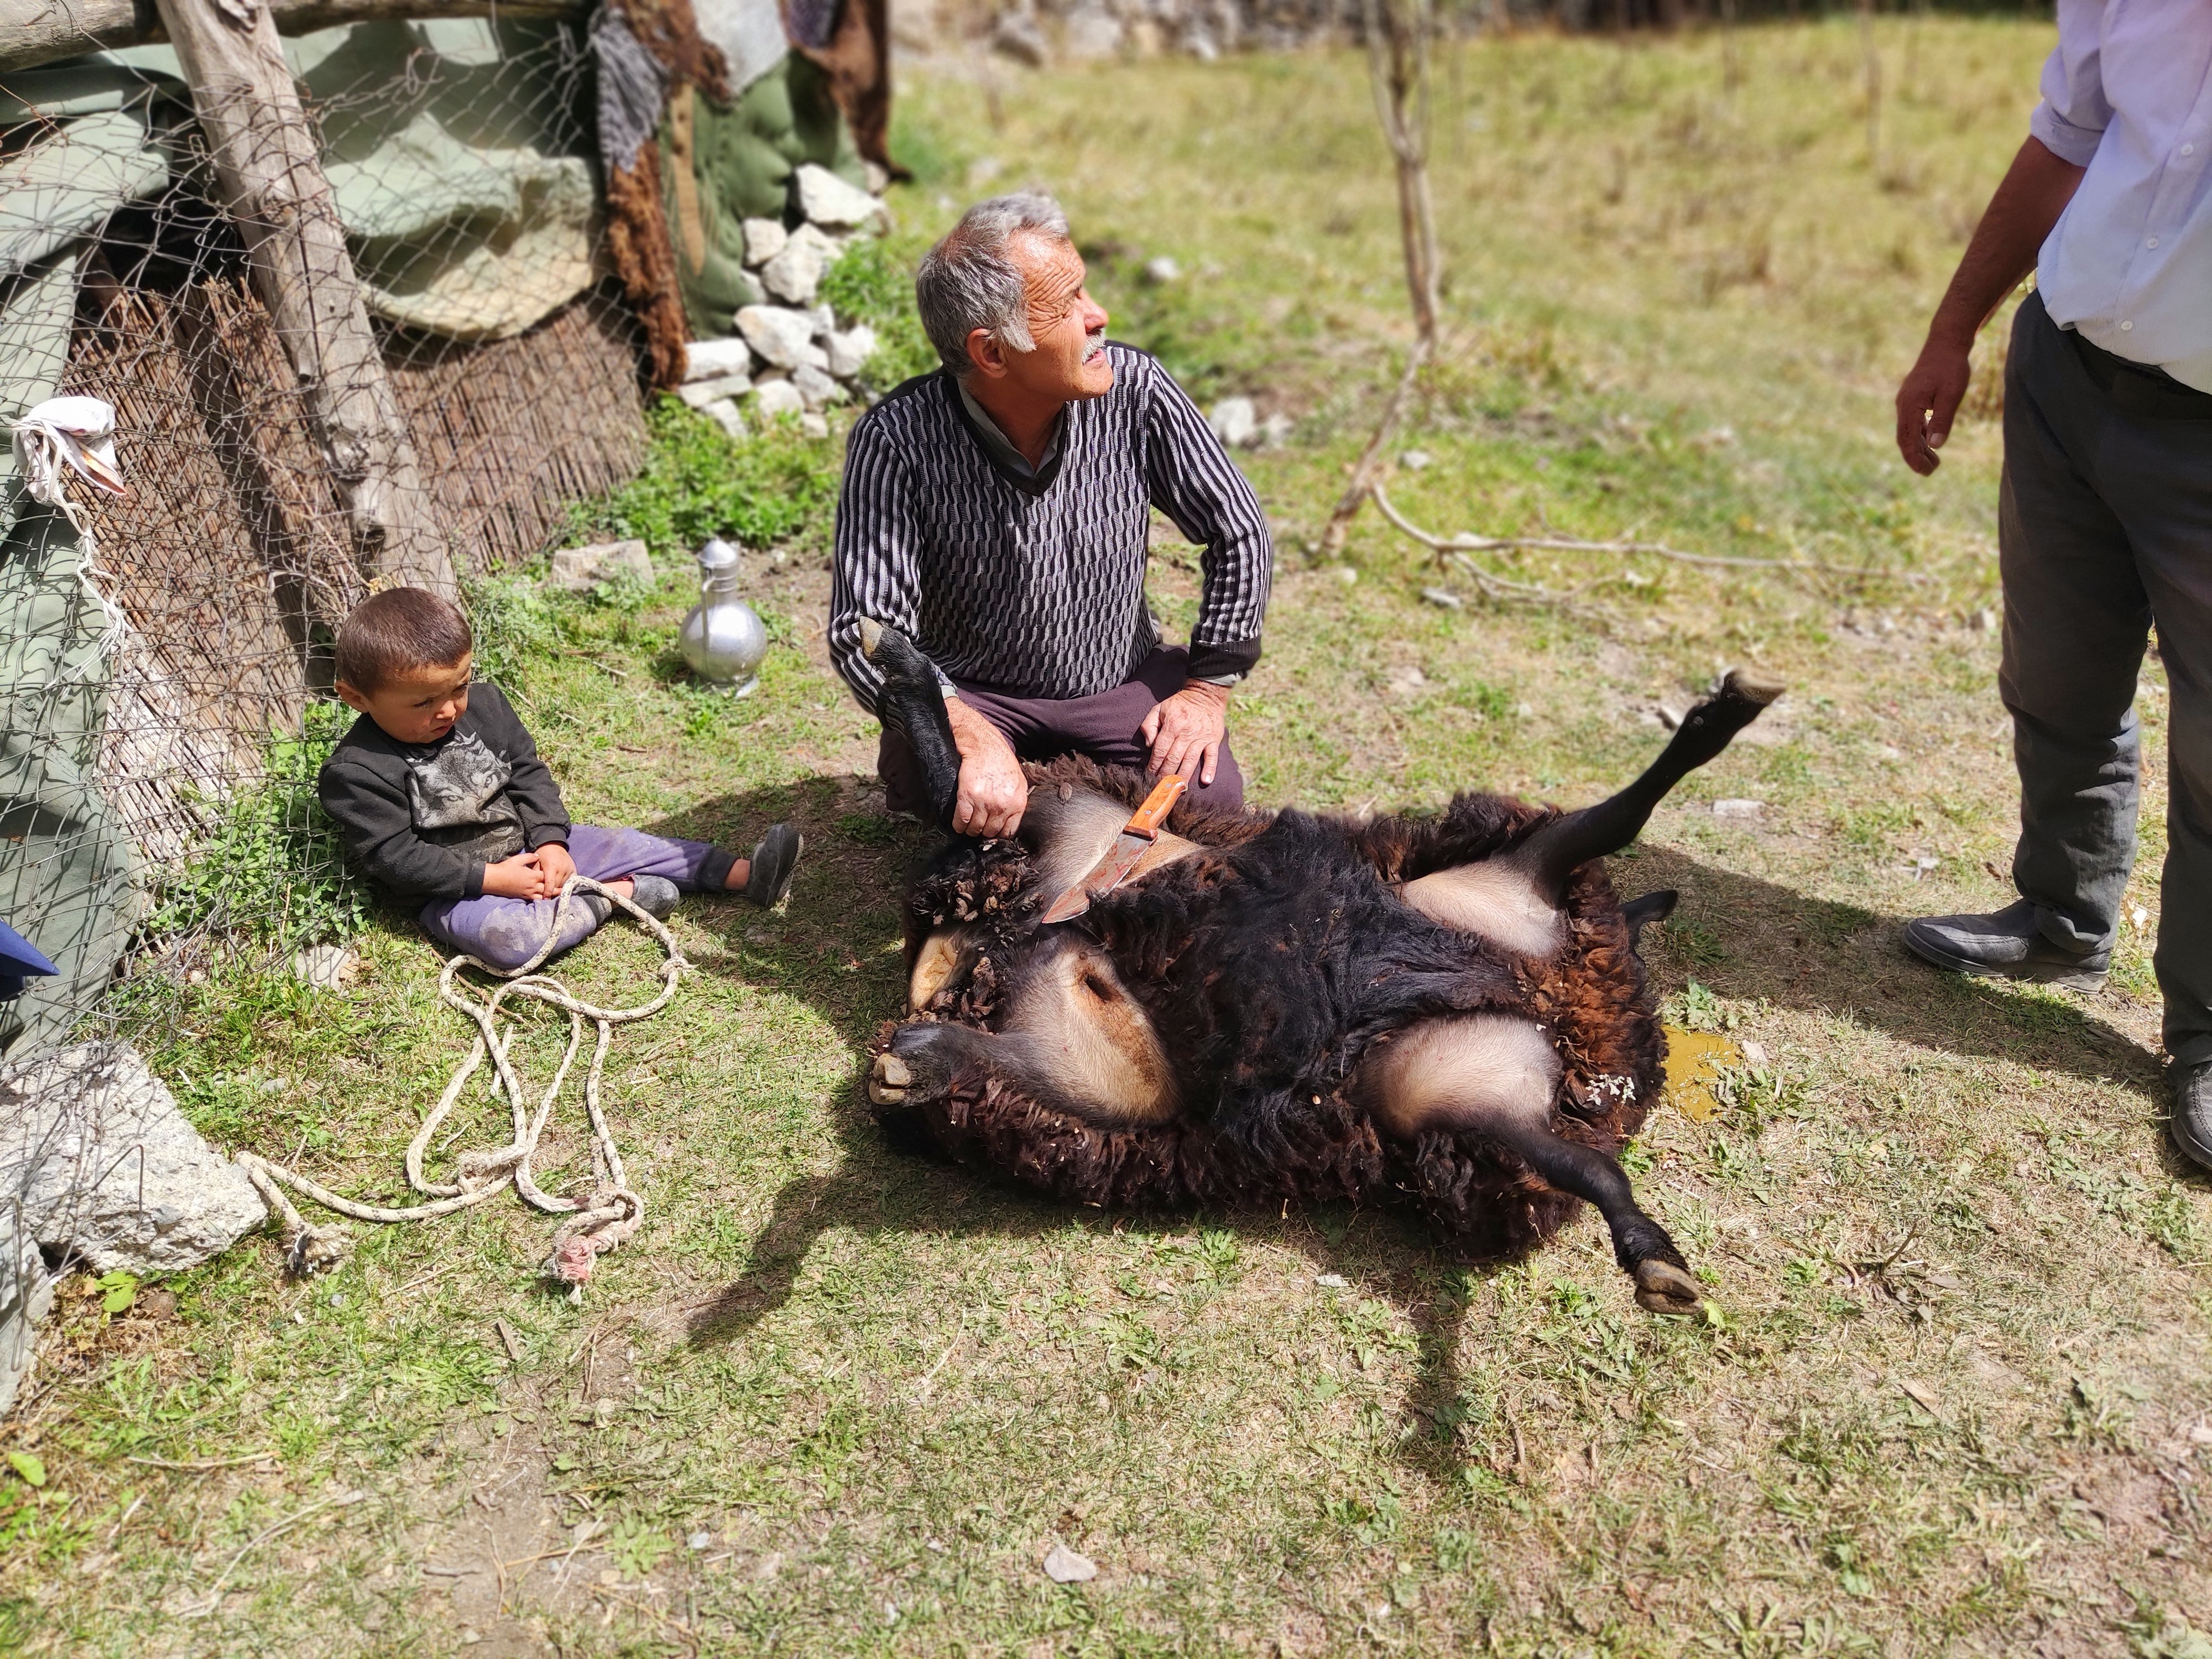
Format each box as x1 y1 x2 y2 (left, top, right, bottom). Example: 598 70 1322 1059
2 13 654 1405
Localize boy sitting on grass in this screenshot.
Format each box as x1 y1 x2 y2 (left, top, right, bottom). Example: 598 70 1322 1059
317 587 802 971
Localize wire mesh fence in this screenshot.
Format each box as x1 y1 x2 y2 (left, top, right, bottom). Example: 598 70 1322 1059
2 12 654 1406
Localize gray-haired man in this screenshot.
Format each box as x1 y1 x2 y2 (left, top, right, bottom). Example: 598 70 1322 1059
1893 2 2212 1170
828 194 1273 840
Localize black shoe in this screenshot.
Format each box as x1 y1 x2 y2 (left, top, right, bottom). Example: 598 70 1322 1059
2172 1060 2212 1175
1901 898 2109 992
628 874 681 920
745 823 804 908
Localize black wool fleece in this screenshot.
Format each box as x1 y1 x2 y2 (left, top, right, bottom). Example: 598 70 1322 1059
316 682 570 900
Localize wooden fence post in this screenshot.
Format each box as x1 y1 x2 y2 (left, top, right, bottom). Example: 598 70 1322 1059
150 0 460 599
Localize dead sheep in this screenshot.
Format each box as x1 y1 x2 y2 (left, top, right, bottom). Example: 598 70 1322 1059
859 619 1782 1314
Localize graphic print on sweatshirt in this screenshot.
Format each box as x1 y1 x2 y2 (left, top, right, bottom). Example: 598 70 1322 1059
404 727 525 860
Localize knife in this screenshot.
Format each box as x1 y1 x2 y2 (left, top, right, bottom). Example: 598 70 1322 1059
1041 774 1187 924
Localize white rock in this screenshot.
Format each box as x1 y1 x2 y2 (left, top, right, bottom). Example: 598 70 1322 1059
792 363 848 410
1061 8 1123 58
792 163 883 230
291 941 358 990
1712 798 1765 821
1420 587 1462 609
800 411 830 439
0 1042 268 1276
826 324 877 378
993 11 1048 65
701 398 747 439
790 223 843 260
1260 412 1293 447
1314 1272 1349 1288
682 337 755 382
1208 396 1258 449
760 238 826 306
1042 1543 1097 1583
804 302 838 341
548 539 654 593
1142 254 1181 284
678 371 754 409
737 306 829 372
1401 448 1432 469
2 1207 54 1417
740 217 788 268
752 378 805 421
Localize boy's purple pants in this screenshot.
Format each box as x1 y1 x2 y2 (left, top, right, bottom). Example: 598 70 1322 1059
877 646 1246 817
420 824 733 971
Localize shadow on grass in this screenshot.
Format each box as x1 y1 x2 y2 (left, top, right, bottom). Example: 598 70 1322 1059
638 778 2177 1498
1619 843 2167 1094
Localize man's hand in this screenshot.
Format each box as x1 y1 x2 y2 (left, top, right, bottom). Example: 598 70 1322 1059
945 694 1028 838
1141 681 1229 787
534 842 577 894
481 851 549 900
1896 331 1975 476
1893 136 2084 477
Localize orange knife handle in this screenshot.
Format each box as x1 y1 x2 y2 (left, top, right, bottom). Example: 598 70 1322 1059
1125 774 1186 839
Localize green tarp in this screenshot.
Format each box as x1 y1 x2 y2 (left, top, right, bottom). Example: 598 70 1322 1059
661 53 865 340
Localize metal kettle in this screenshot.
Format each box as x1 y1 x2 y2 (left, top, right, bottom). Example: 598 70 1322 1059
679 537 769 695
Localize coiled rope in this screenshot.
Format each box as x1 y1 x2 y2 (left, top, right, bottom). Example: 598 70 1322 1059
236 877 687 1296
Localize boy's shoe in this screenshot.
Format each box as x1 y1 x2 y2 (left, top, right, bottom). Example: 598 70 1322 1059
2173 1061 2212 1175
745 823 804 908
627 875 681 920
1901 899 2109 992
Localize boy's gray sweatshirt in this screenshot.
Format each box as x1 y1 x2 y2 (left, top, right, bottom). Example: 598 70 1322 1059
316 682 570 900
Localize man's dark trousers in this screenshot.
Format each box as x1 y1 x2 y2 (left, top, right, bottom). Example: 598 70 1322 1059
878 646 1245 817
2001 288 2212 1065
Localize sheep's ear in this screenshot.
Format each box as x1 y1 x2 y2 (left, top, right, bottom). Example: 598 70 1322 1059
1621 889 1678 951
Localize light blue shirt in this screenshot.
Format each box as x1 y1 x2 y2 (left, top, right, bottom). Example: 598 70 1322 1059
2032 0 2212 390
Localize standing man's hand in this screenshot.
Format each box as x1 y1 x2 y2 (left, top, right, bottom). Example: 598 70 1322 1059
1141 682 1229 787
945 694 1028 838
1896 331 1975 476
1893 136 2084 478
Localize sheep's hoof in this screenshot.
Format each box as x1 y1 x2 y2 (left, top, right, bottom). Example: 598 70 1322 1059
868 1051 911 1106
1720 666 1786 707
1632 1258 1704 1316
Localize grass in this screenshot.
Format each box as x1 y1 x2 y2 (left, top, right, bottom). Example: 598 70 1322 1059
5 15 2210 1657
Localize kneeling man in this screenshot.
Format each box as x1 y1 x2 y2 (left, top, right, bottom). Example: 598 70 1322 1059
830 192 1272 838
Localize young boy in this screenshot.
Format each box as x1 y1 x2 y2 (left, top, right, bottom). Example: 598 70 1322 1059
317 587 802 971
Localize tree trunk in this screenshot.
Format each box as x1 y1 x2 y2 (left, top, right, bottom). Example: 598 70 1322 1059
150 0 458 599
1321 0 1442 558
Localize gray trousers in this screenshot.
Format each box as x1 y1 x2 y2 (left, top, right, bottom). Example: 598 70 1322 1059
2000 289 2212 1064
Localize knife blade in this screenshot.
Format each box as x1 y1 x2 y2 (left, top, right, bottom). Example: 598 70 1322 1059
1041 774 1187 924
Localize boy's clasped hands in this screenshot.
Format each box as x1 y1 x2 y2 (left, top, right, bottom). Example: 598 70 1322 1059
480 843 581 901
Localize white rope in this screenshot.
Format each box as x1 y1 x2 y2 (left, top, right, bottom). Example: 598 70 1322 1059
236 876 687 1297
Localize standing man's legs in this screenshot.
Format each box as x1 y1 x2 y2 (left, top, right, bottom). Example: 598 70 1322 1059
1903 291 2212 1165
1999 296 2151 962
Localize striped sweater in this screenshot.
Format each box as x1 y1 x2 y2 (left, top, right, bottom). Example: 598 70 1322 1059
829 344 1273 715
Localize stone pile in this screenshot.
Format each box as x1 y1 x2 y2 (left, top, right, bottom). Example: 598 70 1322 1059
674 163 888 440
988 0 1361 65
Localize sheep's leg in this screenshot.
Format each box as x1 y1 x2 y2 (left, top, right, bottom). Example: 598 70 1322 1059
1359 1013 1702 1315
1482 1119 1703 1315
859 618 963 831
870 940 1180 1128
1621 889 1678 951
1514 668 1785 894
